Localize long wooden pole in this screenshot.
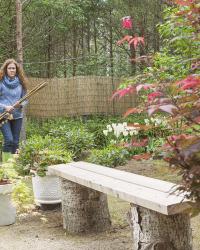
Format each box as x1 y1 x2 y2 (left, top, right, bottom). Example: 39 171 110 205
0 82 47 124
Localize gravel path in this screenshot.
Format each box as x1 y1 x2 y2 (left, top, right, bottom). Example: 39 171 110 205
1 160 199 250
0 209 132 250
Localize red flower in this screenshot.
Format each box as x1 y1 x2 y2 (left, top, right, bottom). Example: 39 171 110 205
122 16 132 29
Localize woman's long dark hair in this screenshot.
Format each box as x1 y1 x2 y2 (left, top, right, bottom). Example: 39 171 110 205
0 59 28 90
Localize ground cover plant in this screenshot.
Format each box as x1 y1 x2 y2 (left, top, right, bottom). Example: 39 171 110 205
24 114 164 169
0 159 31 211
87 145 130 168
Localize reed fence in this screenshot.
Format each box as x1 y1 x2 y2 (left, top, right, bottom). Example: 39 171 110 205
26 76 137 118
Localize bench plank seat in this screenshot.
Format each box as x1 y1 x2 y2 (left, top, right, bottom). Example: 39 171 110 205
48 162 191 215
69 161 180 194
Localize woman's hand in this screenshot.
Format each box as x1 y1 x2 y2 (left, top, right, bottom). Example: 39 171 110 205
5 105 14 113
14 101 21 108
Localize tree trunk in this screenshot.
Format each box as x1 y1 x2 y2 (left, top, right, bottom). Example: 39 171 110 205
109 8 113 78
72 23 77 77
16 0 23 65
93 19 97 54
61 179 111 234
63 37 67 78
47 19 52 78
130 204 192 250
87 18 90 54
16 0 26 142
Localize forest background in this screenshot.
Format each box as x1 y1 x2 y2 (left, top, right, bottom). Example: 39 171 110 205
0 0 163 79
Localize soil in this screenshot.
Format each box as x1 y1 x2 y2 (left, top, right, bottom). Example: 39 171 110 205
0 159 199 250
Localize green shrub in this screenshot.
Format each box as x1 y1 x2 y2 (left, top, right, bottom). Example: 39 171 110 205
49 127 95 160
30 149 72 177
84 122 110 149
87 145 130 168
15 135 72 176
0 160 18 183
26 119 44 138
12 181 32 211
0 160 31 210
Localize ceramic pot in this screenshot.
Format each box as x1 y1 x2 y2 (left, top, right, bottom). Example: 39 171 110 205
32 175 61 205
0 184 16 226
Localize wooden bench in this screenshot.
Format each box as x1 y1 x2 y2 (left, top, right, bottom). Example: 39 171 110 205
48 161 193 250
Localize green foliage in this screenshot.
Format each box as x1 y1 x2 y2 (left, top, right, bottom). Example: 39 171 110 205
50 128 95 160
150 6 200 80
84 122 109 149
32 149 72 177
146 137 165 156
26 119 44 138
0 161 18 183
83 116 123 148
15 135 72 177
1 0 164 77
87 145 130 168
0 160 31 210
12 181 32 211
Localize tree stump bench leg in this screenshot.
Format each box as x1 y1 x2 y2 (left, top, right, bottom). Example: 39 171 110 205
61 178 111 234
129 204 192 250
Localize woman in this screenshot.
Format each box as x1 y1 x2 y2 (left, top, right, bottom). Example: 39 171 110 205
0 59 28 161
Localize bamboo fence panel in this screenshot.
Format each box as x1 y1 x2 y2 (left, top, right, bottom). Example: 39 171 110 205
26 76 137 118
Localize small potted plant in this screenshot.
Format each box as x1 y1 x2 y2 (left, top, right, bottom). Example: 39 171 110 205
15 135 72 206
0 161 17 226
31 148 72 206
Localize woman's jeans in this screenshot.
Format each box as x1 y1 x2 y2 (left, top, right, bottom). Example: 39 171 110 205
1 118 22 153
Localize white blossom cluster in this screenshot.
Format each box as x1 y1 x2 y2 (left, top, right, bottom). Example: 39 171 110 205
144 117 168 127
103 122 139 138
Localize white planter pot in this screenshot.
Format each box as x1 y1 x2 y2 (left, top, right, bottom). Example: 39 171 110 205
32 175 61 205
0 184 16 226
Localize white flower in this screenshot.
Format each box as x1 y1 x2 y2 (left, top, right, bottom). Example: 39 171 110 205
150 117 155 123
112 123 117 129
103 130 108 136
110 139 117 144
155 118 162 125
144 119 150 125
123 131 129 136
106 125 112 132
114 130 121 138
123 122 127 127
118 123 124 131
129 130 134 136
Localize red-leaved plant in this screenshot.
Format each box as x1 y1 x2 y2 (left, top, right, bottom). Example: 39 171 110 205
114 0 200 204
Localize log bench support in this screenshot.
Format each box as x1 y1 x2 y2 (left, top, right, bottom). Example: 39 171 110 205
130 205 192 250
61 179 111 233
48 162 193 249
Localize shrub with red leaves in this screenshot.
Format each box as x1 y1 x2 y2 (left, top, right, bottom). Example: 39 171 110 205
114 0 200 205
